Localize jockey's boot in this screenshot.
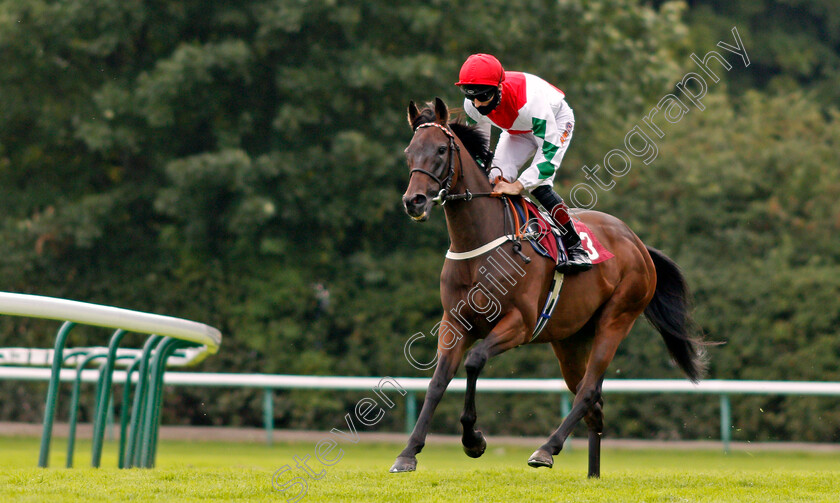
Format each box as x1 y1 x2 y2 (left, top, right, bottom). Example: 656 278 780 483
531 186 592 274
555 219 593 273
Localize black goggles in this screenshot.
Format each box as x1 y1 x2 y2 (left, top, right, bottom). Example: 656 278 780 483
461 86 496 102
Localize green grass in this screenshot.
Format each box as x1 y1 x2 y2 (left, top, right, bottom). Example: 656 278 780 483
1 435 838 502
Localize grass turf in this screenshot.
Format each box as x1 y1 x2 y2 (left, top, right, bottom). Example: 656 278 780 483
1 435 838 502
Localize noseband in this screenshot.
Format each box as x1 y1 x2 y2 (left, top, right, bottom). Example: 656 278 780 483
409 123 462 205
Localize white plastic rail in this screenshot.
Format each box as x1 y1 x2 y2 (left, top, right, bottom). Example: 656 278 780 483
0 292 221 355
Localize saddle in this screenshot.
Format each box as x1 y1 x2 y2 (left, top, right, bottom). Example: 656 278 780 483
506 196 614 268
506 196 563 264
504 196 614 340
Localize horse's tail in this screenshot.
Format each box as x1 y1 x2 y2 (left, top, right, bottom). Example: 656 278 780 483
644 246 707 383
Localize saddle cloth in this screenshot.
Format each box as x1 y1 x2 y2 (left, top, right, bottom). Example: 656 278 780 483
510 197 614 266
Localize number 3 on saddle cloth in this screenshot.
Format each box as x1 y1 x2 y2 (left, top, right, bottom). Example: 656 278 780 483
508 197 615 340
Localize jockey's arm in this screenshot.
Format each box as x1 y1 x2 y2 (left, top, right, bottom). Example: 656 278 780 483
491 131 524 194
517 109 564 191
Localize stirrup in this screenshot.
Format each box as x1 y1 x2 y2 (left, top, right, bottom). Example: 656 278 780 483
557 245 592 274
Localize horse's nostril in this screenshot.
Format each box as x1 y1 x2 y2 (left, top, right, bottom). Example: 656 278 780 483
412 194 427 206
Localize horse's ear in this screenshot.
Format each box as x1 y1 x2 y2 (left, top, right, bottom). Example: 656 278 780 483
434 97 449 124
407 101 420 128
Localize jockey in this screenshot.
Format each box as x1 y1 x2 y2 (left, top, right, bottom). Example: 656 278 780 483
456 53 592 273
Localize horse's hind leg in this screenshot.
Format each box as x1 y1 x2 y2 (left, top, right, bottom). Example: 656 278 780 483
461 310 527 458
554 329 606 477
528 351 611 470
530 310 640 472
584 388 604 478
525 335 589 468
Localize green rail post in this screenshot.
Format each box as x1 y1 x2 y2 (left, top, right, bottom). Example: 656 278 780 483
147 341 194 467
140 337 185 468
263 388 274 445
720 394 731 454
405 391 417 433
67 353 108 468
561 393 572 453
91 353 135 467
127 335 162 468
149 340 193 467
39 321 77 468
54 349 95 467
119 357 143 468
94 360 108 424
105 390 115 441
91 329 127 467
139 337 177 467
264 388 274 446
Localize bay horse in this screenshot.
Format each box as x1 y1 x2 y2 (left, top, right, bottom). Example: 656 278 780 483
392 98 706 477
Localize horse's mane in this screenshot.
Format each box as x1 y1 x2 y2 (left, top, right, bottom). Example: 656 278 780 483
410 105 493 173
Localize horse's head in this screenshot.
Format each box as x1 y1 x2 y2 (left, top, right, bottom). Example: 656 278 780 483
402 97 459 222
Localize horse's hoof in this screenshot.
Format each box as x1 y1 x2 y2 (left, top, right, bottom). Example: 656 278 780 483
462 432 487 458
389 456 417 473
527 449 554 468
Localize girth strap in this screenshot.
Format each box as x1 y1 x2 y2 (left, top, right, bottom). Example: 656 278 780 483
530 271 565 342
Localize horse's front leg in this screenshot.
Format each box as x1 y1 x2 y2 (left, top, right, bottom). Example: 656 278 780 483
461 310 527 458
390 328 469 473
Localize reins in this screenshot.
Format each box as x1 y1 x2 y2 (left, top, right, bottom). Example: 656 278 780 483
409 122 535 263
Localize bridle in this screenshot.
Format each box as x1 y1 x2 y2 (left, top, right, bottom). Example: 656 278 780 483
408 122 462 205
409 122 499 205
407 121 536 264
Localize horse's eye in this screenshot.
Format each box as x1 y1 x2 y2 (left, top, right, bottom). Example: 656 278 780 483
438 146 447 155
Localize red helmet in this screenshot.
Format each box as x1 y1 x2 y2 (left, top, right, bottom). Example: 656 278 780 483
455 54 505 87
